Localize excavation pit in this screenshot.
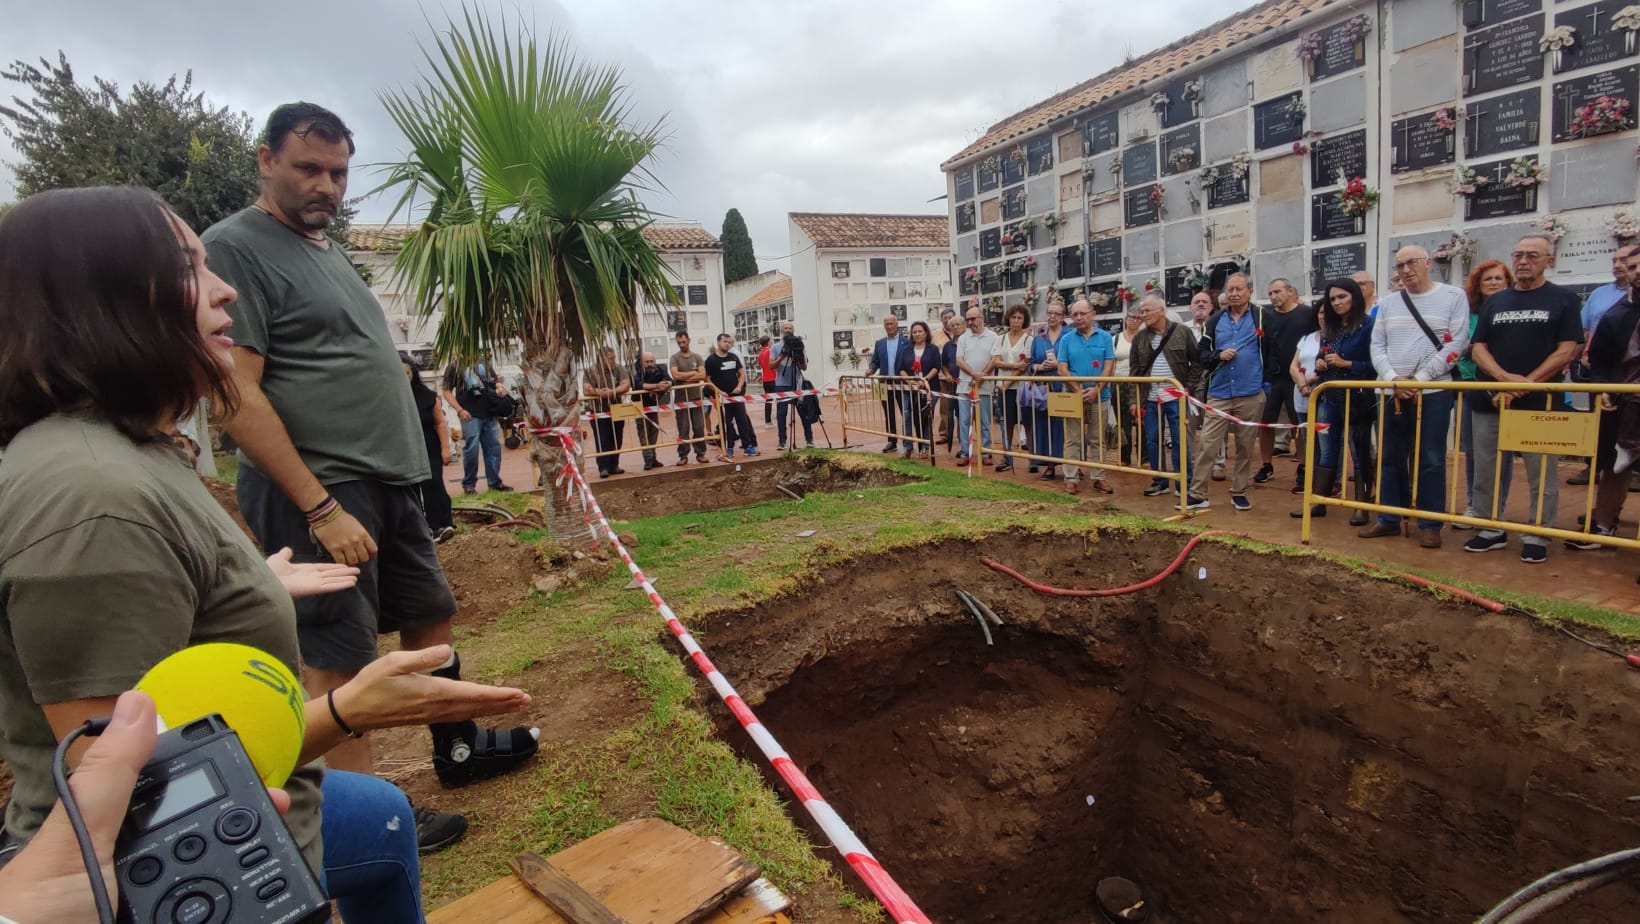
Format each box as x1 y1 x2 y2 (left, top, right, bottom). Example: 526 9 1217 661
694 530 1640 923
591 454 919 519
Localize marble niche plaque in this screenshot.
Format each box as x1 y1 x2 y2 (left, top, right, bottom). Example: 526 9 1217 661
1206 165 1251 209
1089 236 1123 278
1392 175 1459 227
1059 171 1084 207
978 158 999 193
1549 210 1619 280
1089 196 1124 235
1058 129 1081 165
979 197 1001 225
1124 186 1161 228
1305 18 1369 82
1463 156 1541 220
1084 111 1120 156
1027 136 1055 176
1552 66 1640 141
1311 191 1368 241
1391 111 1457 172
1310 243 1368 291
1310 129 1368 187
954 167 974 202
1254 92 1306 150
1463 14 1545 97
1158 76 1201 130
1123 142 1159 185
1550 135 1640 210
1205 208 1253 258
1259 152 1308 201
1252 41 1304 99
1161 125 1202 177
1462 0 1542 30
1465 87 1542 157
1553 3 1640 74
1057 245 1085 281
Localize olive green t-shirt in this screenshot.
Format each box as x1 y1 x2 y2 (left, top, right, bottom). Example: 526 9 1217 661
0 416 325 872
202 207 427 486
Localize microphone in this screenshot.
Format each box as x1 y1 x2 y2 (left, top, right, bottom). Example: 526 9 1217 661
134 643 306 787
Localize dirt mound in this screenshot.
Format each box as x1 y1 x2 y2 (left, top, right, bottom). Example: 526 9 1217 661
590 454 919 519
695 530 1640 923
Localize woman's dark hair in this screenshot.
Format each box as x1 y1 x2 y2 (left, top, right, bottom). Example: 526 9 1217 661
262 101 356 155
401 353 438 401
1004 303 1031 327
1464 259 1513 313
908 321 932 342
1320 278 1368 339
0 186 237 446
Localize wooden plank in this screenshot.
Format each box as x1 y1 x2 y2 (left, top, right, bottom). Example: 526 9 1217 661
549 818 760 924
427 819 763 924
511 854 632 924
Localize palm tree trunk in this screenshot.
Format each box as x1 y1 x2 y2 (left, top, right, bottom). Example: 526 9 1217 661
519 338 597 545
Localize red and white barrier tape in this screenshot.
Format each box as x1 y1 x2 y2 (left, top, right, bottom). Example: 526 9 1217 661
1161 387 1329 432
538 427 931 924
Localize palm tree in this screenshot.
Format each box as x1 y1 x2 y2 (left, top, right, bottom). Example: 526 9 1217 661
377 7 677 541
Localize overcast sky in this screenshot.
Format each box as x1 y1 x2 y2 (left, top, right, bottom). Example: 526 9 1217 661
1 0 1229 271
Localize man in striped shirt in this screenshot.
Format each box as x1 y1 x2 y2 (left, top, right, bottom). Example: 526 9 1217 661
1359 245 1470 548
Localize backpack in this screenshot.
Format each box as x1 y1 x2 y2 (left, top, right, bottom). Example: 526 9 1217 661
798 378 822 424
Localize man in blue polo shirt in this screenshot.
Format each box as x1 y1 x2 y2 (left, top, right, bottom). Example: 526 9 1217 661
1184 273 1265 510
1056 298 1116 495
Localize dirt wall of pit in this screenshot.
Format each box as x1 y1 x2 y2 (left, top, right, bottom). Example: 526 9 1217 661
692 530 1640 923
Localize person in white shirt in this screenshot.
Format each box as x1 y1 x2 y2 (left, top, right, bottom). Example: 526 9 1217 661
955 306 999 462
1359 245 1470 548
991 304 1034 471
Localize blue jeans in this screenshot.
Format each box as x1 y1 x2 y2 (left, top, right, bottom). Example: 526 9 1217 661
1141 398 1185 481
776 395 812 447
1460 391 1512 513
1376 389 1455 530
957 393 994 455
321 770 423 923
1030 403 1064 463
459 416 503 490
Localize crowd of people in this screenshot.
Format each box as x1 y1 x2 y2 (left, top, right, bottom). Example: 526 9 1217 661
860 235 1639 566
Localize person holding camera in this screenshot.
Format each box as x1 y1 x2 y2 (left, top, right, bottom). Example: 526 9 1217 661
770 320 814 450
441 358 514 494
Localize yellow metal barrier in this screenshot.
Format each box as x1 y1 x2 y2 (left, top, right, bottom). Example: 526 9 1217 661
579 382 728 468
1300 380 1640 550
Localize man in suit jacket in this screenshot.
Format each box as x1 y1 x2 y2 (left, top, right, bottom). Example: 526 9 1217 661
866 315 910 452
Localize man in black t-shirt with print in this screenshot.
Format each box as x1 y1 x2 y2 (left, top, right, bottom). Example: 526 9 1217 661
1254 278 1316 485
704 333 760 461
1464 235 1584 564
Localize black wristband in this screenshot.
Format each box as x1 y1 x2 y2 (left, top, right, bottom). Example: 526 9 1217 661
327 688 361 739
302 494 334 517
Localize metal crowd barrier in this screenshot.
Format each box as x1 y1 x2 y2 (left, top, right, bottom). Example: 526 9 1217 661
1299 380 1640 550
578 381 727 467
837 373 1191 502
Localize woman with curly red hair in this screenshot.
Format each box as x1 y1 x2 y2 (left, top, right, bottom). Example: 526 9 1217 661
1456 259 1515 524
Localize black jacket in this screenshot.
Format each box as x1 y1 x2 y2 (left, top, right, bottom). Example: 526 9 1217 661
1589 297 1640 384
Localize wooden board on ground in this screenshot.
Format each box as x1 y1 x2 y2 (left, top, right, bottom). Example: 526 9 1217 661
426 818 777 924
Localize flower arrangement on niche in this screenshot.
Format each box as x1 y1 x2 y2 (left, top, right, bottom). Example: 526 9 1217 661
982 155 1000 174
1431 233 1477 265
1538 216 1569 249
1452 164 1487 197
1566 95 1634 139
1432 105 1463 133
1042 212 1061 232
1341 14 1372 43
1616 6 1640 53
1116 285 1138 305
1285 96 1307 122
1169 146 1197 170
1609 209 1640 242
1505 157 1548 188
1335 175 1379 216
1181 263 1210 289
1147 183 1166 219
1141 278 1162 297
1087 290 1112 309
1022 283 1039 306
1230 150 1253 178
1540 25 1578 53
1009 146 1027 164
1296 31 1325 63
1292 140 1310 155
1150 91 1170 113
963 267 979 283
1017 215 1038 233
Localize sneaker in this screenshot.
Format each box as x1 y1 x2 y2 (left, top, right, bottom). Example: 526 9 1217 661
1463 533 1509 553
1230 494 1252 511
806 442 816 449
1175 495 1211 510
490 482 514 492
434 526 457 545
414 804 468 855
1452 506 1478 530
1143 481 1171 497
1252 463 1274 484
1520 544 1548 564
1565 526 1614 550
1567 467 1591 486
776 443 787 452
1272 445 1291 457
745 447 761 457
1211 464 1226 482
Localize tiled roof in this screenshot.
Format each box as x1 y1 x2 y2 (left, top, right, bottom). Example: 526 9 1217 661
790 213 949 250
641 222 721 250
738 276 793 309
343 221 721 252
345 224 416 252
942 0 1341 168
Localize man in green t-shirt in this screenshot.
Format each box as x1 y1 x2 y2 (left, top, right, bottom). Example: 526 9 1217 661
205 102 537 852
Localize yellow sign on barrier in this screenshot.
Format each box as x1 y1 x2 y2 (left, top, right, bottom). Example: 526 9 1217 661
1498 407 1598 455
1047 391 1083 419
609 402 642 421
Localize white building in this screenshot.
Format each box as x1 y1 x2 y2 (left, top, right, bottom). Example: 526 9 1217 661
787 212 952 387
344 221 726 373
730 273 793 359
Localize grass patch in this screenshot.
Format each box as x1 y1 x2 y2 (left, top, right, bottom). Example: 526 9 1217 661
210 454 239 485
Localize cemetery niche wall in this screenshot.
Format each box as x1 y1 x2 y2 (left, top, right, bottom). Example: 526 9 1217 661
944 0 1640 323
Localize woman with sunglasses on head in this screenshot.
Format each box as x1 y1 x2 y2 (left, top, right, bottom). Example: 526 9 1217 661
0 187 533 922
1291 278 1376 520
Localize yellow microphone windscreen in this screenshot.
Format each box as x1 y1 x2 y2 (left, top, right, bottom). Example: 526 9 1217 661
136 643 306 787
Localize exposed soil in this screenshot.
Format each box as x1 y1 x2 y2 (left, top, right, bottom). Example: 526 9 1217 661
589 454 919 520
695 531 1640 923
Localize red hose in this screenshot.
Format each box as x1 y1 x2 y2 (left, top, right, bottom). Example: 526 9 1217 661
984 533 1640 671
982 530 1242 597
